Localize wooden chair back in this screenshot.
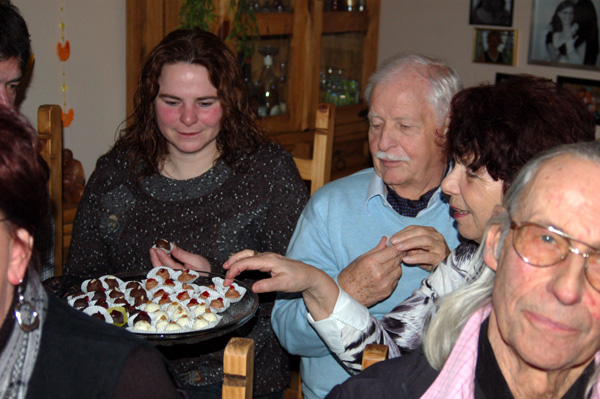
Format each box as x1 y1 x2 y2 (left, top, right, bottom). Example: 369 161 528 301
223 337 255 399
37 104 63 276
293 103 335 195
361 344 388 370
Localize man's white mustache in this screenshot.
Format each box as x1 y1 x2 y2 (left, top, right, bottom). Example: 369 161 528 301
376 151 410 162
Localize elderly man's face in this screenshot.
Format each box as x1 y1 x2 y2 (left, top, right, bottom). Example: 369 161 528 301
485 155 600 375
368 69 447 200
0 58 21 108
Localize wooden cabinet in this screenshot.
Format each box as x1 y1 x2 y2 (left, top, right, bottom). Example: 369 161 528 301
126 0 379 180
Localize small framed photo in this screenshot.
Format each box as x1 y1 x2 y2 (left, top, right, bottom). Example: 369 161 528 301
528 0 600 70
473 28 518 66
470 0 514 26
557 75 600 125
495 72 515 84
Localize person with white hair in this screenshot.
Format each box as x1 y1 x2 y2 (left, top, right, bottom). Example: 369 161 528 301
271 54 462 398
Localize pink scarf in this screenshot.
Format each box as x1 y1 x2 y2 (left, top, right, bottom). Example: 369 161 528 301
420 304 600 399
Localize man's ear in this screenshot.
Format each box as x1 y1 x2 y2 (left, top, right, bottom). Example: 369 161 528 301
7 228 33 286
442 116 451 136
483 223 502 272
436 116 451 147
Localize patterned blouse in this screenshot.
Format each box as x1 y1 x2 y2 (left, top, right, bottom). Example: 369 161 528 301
313 240 479 373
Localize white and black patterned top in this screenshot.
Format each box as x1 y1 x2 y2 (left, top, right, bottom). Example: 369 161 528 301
310 240 479 373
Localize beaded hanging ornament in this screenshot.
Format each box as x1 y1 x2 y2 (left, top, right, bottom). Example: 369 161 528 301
56 0 74 127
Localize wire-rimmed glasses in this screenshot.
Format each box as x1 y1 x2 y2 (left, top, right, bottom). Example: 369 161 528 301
510 220 600 291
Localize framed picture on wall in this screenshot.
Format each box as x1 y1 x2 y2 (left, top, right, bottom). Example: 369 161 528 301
557 75 600 124
470 0 514 26
473 28 518 66
528 0 600 70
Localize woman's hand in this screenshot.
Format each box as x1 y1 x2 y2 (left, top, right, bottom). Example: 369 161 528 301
223 250 339 320
149 244 211 272
569 22 579 39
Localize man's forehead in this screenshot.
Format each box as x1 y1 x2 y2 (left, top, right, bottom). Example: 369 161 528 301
377 68 430 94
517 156 600 235
370 75 436 117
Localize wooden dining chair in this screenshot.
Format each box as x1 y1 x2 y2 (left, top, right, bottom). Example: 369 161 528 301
37 104 63 276
285 104 335 397
287 342 388 399
293 103 336 195
222 337 255 399
361 344 389 370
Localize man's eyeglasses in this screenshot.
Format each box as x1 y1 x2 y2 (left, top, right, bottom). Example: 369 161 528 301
510 220 600 292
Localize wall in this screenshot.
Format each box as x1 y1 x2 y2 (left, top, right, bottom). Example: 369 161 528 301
13 0 126 179
377 0 600 138
12 0 600 179
379 0 600 86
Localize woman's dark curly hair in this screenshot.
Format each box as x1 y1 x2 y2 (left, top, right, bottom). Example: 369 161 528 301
114 28 264 178
446 74 595 193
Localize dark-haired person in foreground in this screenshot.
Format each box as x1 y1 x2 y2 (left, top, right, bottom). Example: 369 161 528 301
328 141 600 398
0 106 185 399
0 0 55 281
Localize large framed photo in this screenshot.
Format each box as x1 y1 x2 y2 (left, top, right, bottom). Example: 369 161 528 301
473 28 518 66
470 0 514 27
528 0 600 69
557 75 600 124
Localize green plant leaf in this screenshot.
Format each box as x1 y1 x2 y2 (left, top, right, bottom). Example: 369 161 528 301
179 0 216 31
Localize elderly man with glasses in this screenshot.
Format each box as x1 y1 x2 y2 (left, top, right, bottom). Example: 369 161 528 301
327 140 600 399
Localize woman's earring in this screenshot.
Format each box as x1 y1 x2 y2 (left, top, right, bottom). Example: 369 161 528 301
14 283 39 332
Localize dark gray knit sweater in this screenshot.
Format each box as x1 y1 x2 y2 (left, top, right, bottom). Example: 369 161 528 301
64 140 309 395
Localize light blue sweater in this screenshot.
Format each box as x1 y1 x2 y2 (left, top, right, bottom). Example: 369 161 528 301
272 168 461 399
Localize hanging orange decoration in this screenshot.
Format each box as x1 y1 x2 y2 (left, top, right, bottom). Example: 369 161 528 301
57 1 74 127
61 108 74 127
56 40 70 61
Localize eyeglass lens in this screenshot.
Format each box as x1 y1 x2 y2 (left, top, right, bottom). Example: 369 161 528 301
513 224 600 290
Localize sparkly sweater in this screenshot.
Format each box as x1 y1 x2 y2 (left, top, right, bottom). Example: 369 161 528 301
64 141 309 395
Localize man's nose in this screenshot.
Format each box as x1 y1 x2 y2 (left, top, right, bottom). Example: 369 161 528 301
378 125 396 151
550 249 587 306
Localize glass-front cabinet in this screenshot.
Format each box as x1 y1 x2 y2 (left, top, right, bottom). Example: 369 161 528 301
126 0 380 179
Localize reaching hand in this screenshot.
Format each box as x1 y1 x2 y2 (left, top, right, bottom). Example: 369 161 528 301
149 244 211 272
223 250 339 320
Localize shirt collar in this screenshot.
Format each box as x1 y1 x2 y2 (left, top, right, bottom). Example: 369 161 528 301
364 169 446 215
